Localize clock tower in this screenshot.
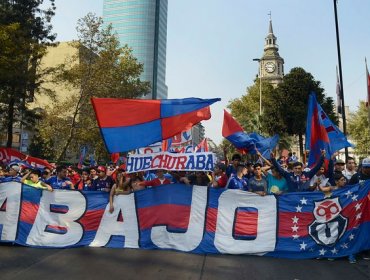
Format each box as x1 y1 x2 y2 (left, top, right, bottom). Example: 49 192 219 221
259 19 284 87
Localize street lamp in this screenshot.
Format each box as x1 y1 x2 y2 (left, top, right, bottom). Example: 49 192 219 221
253 58 262 117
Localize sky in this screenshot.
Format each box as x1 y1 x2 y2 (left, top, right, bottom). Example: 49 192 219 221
48 0 370 145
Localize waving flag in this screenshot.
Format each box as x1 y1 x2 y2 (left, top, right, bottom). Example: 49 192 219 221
194 138 209 152
222 110 278 157
305 93 353 167
222 110 256 152
0 147 53 169
92 97 220 153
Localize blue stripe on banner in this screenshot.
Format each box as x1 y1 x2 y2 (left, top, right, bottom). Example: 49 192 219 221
106 235 125 248
100 120 162 153
17 221 33 244
82 191 109 211
135 184 194 208
22 184 42 204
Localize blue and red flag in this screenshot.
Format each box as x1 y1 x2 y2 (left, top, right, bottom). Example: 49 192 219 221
194 138 209 153
222 110 278 157
305 93 353 167
91 97 220 153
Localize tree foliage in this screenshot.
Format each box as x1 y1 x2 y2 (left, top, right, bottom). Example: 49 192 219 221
227 67 336 158
263 67 336 158
0 0 56 147
347 101 370 157
32 13 150 163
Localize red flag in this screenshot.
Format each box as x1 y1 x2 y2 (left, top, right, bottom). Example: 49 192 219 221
194 138 209 152
111 153 120 164
0 147 53 169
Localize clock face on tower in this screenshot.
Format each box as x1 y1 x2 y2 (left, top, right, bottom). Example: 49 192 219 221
265 62 276 73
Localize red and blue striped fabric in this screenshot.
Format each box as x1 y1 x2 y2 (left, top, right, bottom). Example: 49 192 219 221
222 110 279 157
305 93 353 167
91 97 221 153
4 181 370 257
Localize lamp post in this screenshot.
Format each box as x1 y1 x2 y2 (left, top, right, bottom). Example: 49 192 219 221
253 58 262 117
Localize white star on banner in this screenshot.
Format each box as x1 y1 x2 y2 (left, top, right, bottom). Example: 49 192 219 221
295 205 302 212
309 248 314 252
300 242 307 250
355 203 362 211
292 234 300 240
356 213 362 220
345 190 353 198
341 243 348 249
331 248 338 254
292 216 299 224
291 225 299 232
349 234 355 240
351 194 358 201
319 248 327 255
300 197 308 205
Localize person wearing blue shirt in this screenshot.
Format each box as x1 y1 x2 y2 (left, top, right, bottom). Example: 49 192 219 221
46 166 74 190
271 150 326 192
226 153 242 178
227 163 248 191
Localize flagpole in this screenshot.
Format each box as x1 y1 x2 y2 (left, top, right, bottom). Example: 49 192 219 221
366 57 370 127
333 0 348 160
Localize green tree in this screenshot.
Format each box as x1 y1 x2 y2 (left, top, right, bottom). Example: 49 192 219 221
348 101 370 157
45 13 150 162
263 67 336 158
0 0 56 147
228 80 275 134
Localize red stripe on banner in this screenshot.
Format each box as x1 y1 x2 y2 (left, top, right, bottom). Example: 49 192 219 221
342 197 370 230
91 98 161 127
79 209 105 231
278 212 314 238
234 211 258 236
161 107 211 140
206 207 218 232
138 204 190 230
20 201 39 225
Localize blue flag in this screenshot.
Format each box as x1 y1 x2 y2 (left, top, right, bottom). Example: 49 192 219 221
305 93 353 167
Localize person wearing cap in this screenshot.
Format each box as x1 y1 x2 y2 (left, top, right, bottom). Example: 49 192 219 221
3 164 22 182
226 163 248 191
332 158 346 177
46 165 75 190
349 157 370 185
92 166 114 192
271 150 326 192
210 163 228 188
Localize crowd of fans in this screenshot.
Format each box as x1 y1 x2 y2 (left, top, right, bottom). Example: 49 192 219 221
0 150 369 262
